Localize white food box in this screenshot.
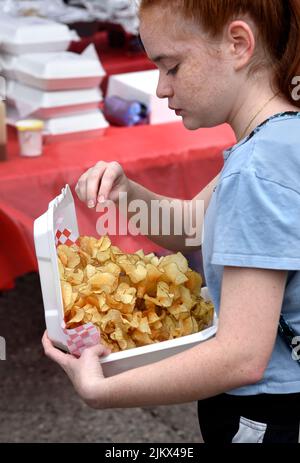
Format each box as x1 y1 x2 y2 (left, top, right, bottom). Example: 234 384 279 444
0 45 106 91
0 53 18 79
34 186 217 377
107 70 182 125
7 107 109 142
6 80 103 119
43 110 109 143
0 15 79 54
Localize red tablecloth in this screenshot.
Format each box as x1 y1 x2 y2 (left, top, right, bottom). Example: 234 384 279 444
0 123 235 290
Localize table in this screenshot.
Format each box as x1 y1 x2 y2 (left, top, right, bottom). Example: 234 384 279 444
0 123 235 290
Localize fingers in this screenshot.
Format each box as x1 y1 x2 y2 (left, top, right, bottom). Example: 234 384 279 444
97 162 122 203
75 162 123 208
75 170 89 203
42 330 73 368
81 343 111 360
85 162 107 208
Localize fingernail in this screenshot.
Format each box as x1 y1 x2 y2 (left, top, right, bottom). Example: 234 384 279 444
88 200 95 209
98 195 105 204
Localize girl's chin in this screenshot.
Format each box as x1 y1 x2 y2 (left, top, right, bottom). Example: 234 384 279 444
182 116 202 131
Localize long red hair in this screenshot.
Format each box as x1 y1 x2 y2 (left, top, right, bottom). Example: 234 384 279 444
139 0 300 107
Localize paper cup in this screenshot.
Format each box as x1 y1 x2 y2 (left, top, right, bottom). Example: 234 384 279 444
16 119 44 157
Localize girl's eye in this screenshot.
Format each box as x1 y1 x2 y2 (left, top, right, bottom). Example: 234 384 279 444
167 64 179 76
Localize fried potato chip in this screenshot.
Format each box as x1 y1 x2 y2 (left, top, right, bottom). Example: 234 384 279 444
89 272 118 294
65 268 84 285
159 252 189 274
132 330 154 346
68 308 85 324
61 281 73 307
118 258 147 283
144 281 174 308
57 257 65 280
163 262 188 285
57 244 80 269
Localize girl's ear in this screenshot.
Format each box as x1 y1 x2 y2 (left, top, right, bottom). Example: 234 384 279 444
227 20 256 71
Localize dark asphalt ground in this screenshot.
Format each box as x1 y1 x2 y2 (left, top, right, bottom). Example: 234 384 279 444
0 273 203 443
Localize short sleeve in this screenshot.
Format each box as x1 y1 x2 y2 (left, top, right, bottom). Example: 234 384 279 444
211 169 300 270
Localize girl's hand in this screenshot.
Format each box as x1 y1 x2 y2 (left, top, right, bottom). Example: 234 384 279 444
42 331 110 408
75 161 131 209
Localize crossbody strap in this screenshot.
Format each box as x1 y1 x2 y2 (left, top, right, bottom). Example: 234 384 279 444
278 316 300 366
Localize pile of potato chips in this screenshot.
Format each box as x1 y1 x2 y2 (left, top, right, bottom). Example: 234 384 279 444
57 236 214 353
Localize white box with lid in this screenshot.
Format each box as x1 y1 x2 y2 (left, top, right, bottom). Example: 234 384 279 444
34 186 217 377
107 70 182 125
0 45 106 91
7 107 109 142
0 14 78 54
0 53 18 79
6 80 103 119
43 110 109 143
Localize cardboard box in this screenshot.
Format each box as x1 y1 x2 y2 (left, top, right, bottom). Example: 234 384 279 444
107 70 182 125
34 186 217 377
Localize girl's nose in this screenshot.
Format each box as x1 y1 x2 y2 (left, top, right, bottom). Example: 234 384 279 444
156 74 174 99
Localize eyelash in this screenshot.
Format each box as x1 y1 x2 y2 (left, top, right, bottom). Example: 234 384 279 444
167 65 179 76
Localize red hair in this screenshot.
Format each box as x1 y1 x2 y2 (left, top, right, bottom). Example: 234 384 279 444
140 0 300 107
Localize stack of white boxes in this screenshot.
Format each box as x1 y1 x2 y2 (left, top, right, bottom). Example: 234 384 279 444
0 14 109 142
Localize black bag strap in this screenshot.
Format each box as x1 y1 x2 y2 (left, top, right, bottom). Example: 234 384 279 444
278 315 300 366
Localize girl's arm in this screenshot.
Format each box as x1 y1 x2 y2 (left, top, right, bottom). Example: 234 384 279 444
76 161 220 253
126 174 220 253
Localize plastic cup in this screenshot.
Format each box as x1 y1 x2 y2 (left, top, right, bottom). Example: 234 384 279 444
16 119 44 157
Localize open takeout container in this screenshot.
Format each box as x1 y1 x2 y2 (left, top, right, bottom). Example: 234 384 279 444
34 185 217 377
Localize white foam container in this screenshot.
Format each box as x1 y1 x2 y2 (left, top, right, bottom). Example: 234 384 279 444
34 186 217 377
6 107 109 142
0 53 18 79
43 110 109 143
107 70 182 125
6 80 103 119
0 47 106 91
0 15 78 54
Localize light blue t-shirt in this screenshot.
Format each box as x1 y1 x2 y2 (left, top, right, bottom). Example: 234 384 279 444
202 112 300 395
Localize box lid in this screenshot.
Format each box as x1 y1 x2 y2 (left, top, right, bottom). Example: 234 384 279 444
7 107 109 135
0 14 76 45
44 110 109 135
11 44 106 80
7 80 102 117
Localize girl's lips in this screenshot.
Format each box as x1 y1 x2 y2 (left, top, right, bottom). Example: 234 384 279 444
169 106 183 116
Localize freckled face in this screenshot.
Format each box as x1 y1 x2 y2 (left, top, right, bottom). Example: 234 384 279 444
139 6 233 130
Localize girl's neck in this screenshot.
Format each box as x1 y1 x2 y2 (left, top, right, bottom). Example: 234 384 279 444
228 80 299 142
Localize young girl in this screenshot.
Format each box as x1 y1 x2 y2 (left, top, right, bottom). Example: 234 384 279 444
43 0 300 443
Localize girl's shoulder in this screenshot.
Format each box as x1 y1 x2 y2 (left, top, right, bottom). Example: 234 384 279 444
221 112 300 194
